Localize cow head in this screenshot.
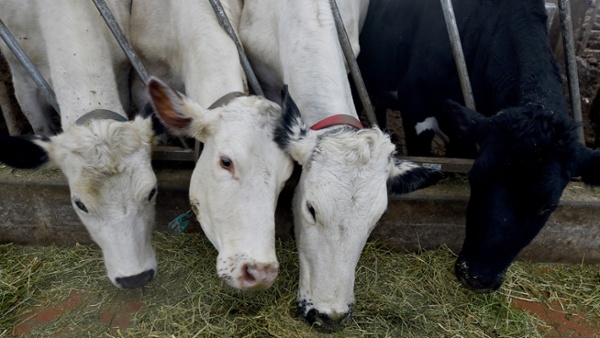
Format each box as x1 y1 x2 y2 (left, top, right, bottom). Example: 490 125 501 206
446 100 600 292
0 116 158 289
148 77 294 290
275 86 441 328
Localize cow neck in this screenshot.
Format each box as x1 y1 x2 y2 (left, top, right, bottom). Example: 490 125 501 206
309 114 364 131
208 92 245 109
74 109 128 126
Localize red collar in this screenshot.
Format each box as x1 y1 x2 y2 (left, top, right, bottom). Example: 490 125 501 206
309 114 364 131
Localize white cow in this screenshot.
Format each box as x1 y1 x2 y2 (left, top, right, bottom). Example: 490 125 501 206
131 0 294 289
240 0 441 327
0 0 158 289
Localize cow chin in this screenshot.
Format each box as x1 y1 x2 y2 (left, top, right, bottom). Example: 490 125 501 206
216 253 279 290
454 255 505 293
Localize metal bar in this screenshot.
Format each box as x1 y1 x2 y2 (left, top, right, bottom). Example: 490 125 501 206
558 0 585 143
208 0 263 96
0 17 60 113
577 0 600 55
91 0 148 85
398 156 474 174
329 0 378 127
440 0 476 111
546 2 558 30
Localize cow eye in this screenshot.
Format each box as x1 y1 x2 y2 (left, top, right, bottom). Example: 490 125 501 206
538 203 557 217
220 156 233 170
148 187 157 201
74 199 88 213
306 201 316 222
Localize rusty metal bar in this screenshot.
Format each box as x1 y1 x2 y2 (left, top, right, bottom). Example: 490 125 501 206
329 0 378 127
208 0 263 96
558 0 585 143
440 0 476 111
0 17 60 113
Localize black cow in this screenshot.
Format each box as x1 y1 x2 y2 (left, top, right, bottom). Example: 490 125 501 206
358 0 600 292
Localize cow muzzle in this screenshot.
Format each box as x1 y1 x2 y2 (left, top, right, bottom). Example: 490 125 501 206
298 300 353 331
454 255 504 293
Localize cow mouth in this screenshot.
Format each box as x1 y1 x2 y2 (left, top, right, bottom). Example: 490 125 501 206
454 256 504 293
297 300 353 331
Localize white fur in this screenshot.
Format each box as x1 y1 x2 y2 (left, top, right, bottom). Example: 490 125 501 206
133 1 294 290
291 127 399 321
240 0 406 322
415 116 450 144
0 0 158 288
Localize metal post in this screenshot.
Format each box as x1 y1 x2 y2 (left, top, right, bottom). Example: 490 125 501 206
0 17 60 113
440 0 476 111
558 0 585 143
92 0 149 85
577 0 600 55
208 0 263 96
329 0 378 127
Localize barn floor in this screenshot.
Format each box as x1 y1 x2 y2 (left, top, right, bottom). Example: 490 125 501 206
2 233 600 337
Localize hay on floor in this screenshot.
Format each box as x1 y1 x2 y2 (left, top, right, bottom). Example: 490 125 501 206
1 232 599 337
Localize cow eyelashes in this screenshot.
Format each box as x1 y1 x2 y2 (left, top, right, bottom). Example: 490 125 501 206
148 187 157 201
74 199 88 213
306 201 316 222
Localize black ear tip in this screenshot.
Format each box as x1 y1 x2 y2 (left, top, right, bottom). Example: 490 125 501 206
444 99 462 110
281 84 290 100
0 136 49 169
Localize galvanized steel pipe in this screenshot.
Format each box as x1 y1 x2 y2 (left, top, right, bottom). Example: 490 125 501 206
329 0 378 127
0 17 60 113
440 0 476 111
208 0 263 96
92 0 149 85
558 0 585 143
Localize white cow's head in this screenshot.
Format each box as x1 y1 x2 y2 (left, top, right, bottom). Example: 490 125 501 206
274 87 441 328
148 77 294 290
0 116 158 289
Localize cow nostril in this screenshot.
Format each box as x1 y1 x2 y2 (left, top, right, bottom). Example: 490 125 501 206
239 263 278 289
242 263 257 283
115 269 155 289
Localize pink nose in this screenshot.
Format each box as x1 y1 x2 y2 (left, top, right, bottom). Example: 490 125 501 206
239 262 278 289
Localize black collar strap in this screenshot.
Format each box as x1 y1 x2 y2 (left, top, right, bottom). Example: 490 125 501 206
208 92 245 109
74 109 128 126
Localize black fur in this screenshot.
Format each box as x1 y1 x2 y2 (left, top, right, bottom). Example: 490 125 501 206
387 164 444 195
274 85 307 150
0 136 49 169
358 0 598 292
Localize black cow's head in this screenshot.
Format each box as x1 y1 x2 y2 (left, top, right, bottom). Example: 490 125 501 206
446 100 600 292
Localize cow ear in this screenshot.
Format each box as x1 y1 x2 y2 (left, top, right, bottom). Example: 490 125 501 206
0 135 51 169
147 76 216 141
387 159 443 195
575 144 600 186
445 99 489 143
274 85 317 166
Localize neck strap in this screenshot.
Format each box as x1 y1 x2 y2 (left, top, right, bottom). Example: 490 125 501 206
74 109 128 126
309 114 364 130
